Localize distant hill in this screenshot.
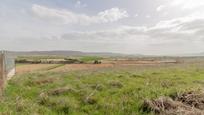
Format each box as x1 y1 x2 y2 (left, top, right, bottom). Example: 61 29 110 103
196 52 204 56
7 50 137 57
6 50 204 57
178 52 204 57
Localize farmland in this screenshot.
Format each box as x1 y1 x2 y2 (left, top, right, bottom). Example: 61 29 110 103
1 56 204 115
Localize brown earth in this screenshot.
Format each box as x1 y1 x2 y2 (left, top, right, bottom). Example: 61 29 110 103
15 59 180 74
102 59 178 65
15 59 179 74
50 64 114 72
16 64 58 74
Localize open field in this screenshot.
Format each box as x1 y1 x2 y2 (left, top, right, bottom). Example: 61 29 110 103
3 0 204 114
16 64 60 74
15 56 104 64
50 64 114 72
1 57 204 114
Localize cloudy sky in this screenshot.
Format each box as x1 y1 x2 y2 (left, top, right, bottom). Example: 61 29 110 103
1 0 204 55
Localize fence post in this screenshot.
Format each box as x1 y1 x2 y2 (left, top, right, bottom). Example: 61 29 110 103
0 52 5 93
0 51 15 94
2 51 6 85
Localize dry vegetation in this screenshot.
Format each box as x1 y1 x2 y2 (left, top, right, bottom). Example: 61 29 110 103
142 90 204 115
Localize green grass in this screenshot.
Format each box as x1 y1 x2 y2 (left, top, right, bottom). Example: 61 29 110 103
0 64 204 115
16 56 103 64
79 56 103 62
15 63 26 67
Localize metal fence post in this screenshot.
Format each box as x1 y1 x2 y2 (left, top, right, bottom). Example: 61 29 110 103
0 51 4 92
2 51 6 85
0 51 15 93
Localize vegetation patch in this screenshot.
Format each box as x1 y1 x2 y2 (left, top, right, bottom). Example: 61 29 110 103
193 80 204 85
141 90 204 115
89 84 104 91
130 74 143 78
79 56 103 63
83 96 97 105
160 80 174 88
32 78 56 85
2 61 204 114
48 87 77 96
108 80 123 88
175 90 204 110
38 96 72 114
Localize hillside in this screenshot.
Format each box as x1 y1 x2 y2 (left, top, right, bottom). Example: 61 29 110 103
7 51 136 57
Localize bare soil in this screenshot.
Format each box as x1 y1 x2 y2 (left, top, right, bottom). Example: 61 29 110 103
15 59 179 74
16 64 58 74
50 64 114 72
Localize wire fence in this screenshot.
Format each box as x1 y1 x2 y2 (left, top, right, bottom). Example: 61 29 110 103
0 51 15 91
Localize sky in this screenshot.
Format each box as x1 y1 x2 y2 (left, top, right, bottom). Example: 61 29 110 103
0 0 204 55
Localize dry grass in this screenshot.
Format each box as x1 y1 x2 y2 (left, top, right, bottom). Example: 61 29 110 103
141 91 204 115
32 78 56 85
48 87 77 96
108 80 123 88
175 91 204 110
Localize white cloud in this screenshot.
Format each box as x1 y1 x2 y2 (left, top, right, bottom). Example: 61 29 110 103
75 1 87 8
54 15 204 55
156 5 165 12
60 26 146 41
134 14 138 17
145 15 151 18
171 0 204 9
31 4 128 25
97 8 128 23
60 14 204 43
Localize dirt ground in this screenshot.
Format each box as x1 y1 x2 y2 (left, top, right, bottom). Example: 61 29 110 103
50 64 114 72
16 64 58 74
102 59 178 65
15 59 179 74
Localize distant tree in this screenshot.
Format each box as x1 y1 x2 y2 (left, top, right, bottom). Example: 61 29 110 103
93 60 101 64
